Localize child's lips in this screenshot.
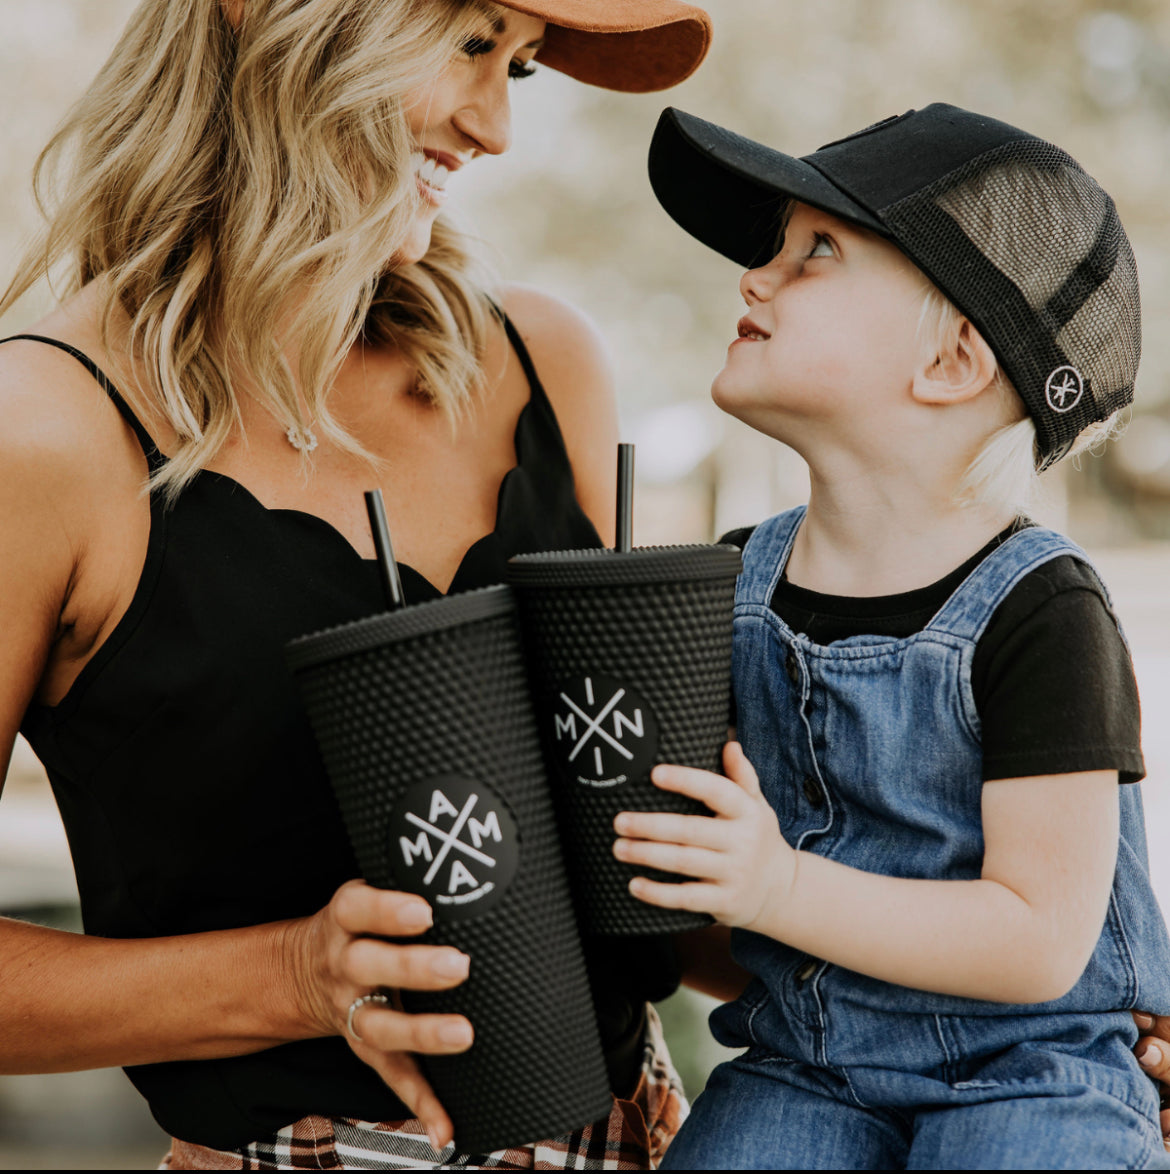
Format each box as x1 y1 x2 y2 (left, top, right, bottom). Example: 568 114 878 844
736 315 771 342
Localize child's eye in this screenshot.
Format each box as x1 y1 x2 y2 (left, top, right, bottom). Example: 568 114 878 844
808 235 834 259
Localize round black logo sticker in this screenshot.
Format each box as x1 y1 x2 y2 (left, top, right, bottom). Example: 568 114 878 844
551 673 659 788
386 776 519 920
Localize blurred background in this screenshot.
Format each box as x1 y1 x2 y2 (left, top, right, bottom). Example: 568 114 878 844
1 0 1168 1166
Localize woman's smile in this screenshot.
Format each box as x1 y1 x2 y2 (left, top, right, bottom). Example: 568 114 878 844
410 149 467 206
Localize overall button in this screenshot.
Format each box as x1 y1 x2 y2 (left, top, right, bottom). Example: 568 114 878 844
802 777 824 807
785 650 800 685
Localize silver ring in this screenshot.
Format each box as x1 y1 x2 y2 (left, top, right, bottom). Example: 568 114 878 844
346 993 390 1042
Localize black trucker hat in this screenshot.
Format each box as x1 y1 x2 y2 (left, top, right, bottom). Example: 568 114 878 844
648 104 1140 469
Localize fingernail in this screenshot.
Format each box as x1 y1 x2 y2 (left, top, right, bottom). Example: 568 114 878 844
439 1021 473 1047
614 814 629 833
400 902 432 930
433 951 469 978
613 838 628 858
1135 1012 1155 1030
1139 1042 1162 1068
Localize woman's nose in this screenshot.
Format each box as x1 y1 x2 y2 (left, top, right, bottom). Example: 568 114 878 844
452 74 512 157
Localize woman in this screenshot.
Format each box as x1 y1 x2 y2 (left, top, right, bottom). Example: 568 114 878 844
2 2 1167 1168
0 0 725 1168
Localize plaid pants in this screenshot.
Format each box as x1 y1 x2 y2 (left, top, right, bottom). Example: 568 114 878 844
162 1006 686 1171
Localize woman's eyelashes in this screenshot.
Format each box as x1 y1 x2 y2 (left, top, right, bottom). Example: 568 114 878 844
459 35 537 80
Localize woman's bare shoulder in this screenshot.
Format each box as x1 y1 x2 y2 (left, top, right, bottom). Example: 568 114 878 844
497 284 614 393
0 335 133 486
0 329 152 595
497 284 619 542
0 340 110 720
0 332 154 709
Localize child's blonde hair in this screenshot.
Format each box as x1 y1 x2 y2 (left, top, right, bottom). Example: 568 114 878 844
1 0 504 500
917 288 1122 517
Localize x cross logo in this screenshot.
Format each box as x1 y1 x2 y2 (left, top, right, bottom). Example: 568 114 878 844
405 794 497 888
551 673 658 788
387 776 519 919
560 685 635 767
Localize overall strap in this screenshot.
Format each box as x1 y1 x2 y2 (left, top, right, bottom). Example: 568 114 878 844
927 525 1099 644
737 506 807 608
1 334 165 470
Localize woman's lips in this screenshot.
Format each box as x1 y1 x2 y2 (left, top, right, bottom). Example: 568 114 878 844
410 150 456 207
415 175 448 207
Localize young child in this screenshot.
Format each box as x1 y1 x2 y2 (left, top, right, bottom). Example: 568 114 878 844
617 104 1170 1169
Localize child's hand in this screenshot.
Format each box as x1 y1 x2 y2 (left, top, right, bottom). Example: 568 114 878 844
613 742 794 933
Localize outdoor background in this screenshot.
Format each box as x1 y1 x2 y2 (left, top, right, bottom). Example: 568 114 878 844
1 0 1169 1167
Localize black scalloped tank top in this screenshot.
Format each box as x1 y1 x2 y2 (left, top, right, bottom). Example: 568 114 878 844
7 320 617 1148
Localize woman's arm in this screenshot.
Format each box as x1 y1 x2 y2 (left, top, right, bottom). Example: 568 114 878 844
0 364 470 1150
616 743 1119 1004
499 284 619 546
674 925 752 1003
0 888 473 1148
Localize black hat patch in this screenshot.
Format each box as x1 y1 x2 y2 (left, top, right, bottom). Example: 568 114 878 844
387 775 519 920
1045 365 1084 413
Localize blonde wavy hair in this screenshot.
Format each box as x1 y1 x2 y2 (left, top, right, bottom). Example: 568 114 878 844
1 0 503 498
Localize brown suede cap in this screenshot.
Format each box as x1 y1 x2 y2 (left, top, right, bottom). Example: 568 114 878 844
500 1 712 92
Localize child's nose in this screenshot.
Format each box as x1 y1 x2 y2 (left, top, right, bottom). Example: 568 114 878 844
740 264 777 305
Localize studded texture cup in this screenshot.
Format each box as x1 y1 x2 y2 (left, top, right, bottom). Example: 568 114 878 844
286 587 611 1154
508 546 742 936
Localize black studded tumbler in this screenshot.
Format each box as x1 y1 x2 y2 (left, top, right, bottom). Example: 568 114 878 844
507 546 742 935
286 586 611 1153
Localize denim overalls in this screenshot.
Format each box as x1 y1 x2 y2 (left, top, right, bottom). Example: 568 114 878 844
662 508 1170 1171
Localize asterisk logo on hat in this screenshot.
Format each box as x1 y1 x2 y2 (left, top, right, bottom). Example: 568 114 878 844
1045 366 1084 413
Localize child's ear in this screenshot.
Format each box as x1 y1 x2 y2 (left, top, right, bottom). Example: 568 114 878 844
912 318 1000 406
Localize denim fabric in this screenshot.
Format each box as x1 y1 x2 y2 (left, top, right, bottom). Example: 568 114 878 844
663 1035 1170 1169
667 507 1170 1170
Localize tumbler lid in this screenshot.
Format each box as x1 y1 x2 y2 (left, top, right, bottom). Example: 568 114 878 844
286 585 515 672
508 544 741 589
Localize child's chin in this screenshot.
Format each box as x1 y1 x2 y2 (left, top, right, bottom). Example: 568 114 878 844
710 374 755 419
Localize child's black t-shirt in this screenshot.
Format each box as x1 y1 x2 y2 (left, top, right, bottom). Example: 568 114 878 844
719 521 1145 784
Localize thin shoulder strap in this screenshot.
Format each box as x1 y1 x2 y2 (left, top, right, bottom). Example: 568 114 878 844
499 313 548 406
1 334 164 469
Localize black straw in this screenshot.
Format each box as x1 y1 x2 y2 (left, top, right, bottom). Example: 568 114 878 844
616 443 634 554
364 489 406 611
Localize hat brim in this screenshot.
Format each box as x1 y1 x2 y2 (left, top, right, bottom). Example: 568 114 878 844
500 2 712 93
648 107 887 267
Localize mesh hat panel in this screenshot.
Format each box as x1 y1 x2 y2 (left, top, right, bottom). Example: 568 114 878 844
880 141 1140 467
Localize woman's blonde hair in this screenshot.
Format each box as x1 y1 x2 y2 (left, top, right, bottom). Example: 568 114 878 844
916 287 1122 517
1 0 503 498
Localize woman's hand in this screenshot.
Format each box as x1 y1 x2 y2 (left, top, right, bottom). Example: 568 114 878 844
613 742 793 933
289 880 474 1151
1134 1012 1170 1150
